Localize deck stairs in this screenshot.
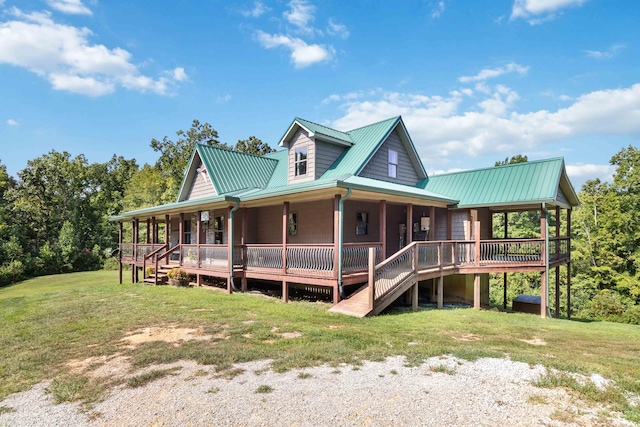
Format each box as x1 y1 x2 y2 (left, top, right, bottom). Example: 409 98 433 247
143 261 179 285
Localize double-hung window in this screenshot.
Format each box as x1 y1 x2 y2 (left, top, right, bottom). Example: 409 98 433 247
388 149 398 178
295 147 308 176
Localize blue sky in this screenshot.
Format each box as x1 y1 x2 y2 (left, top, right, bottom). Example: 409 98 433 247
1 0 639 189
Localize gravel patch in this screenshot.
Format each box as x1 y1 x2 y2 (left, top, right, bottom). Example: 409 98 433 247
0 356 634 426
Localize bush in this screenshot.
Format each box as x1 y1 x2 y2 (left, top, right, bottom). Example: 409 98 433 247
620 305 640 325
102 257 120 271
167 267 189 281
0 260 25 287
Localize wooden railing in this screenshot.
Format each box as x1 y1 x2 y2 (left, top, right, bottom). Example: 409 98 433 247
479 239 544 265
287 244 334 276
142 244 168 284
343 243 383 274
549 237 570 262
246 244 283 270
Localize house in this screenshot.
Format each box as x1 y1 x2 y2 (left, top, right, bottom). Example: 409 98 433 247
112 116 579 318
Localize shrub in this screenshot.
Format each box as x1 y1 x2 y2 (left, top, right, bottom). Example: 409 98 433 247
102 257 120 271
0 260 25 287
167 267 189 281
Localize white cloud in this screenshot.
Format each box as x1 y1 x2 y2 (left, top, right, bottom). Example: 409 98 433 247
0 8 186 96
321 89 381 105
327 18 349 38
284 0 315 30
459 63 529 83
172 67 187 81
431 1 445 18
511 0 587 24
216 94 232 103
566 163 615 184
6 119 19 126
584 44 625 60
45 0 92 15
255 31 333 68
240 1 269 18
331 83 640 164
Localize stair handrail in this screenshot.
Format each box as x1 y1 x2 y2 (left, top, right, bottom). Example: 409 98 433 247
142 244 168 285
368 242 419 310
154 244 180 286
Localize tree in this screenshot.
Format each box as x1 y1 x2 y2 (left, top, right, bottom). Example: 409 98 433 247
235 136 275 156
121 165 168 211
150 120 230 202
495 154 528 166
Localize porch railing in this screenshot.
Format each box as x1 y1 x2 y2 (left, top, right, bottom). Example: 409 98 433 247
287 244 334 276
342 243 383 274
548 237 570 262
246 244 283 270
479 239 544 265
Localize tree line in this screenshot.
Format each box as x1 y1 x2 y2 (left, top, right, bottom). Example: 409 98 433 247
0 121 638 323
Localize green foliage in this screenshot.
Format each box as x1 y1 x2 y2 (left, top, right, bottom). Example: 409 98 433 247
495 154 528 166
235 136 275 156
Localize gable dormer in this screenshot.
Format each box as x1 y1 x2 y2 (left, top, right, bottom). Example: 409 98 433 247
177 150 217 202
357 119 426 186
279 118 352 184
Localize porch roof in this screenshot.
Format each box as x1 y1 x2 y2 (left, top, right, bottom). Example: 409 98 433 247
423 157 580 209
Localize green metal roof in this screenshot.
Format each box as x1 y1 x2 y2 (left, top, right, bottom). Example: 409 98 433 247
424 158 579 208
197 144 278 194
293 117 353 144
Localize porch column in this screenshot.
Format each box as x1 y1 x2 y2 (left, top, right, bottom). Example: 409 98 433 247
164 214 169 245
567 208 572 319
555 206 561 317
179 213 184 267
504 211 508 239
540 207 548 318
146 219 150 244
118 222 123 284
132 218 138 283
379 200 387 259
227 206 234 294
282 281 289 303
412 282 419 311
473 274 480 309
333 195 340 280
471 209 480 267
197 211 202 268
282 202 289 275
446 210 452 240
406 203 413 245
151 217 157 244
429 206 435 241
504 211 508 309
241 208 248 291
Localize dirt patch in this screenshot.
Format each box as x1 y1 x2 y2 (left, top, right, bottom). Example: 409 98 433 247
120 325 213 348
67 354 131 378
280 332 303 339
452 333 482 342
242 320 256 325
519 338 547 346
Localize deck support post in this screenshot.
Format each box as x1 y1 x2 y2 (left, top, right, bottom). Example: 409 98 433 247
282 202 289 276
540 270 547 318
197 274 202 286
227 205 234 294
473 274 480 309
118 222 123 284
282 281 288 302
411 282 418 311
555 266 560 317
503 272 507 310
241 277 248 292
368 247 375 311
406 204 413 245
437 275 443 309
541 205 548 318
379 200 387 259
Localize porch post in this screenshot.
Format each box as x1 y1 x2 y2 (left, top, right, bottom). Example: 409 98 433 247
540 207 548 318
282 281 289 302
471 209 480 267
567 208 572 319
555 266 560 317
179 213 184 267
333 195 340 280
151 217 156 244
379 200 387 259
131 219 136 283
164 214 169 245
446 210 452 240
282 202 289 275
429 206 435 241
197 210 202 268
504 211 508 239
241 208 248 291
473 274 480 309
146 219 150 244
227 206 233 294
406 204 413 245
118 222 123 284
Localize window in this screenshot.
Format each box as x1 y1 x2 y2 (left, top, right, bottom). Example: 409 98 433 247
356 212 368 235
294 147 308 176
213 216 224 244
288 212 298 236
388 149 398 178
183 220 192 244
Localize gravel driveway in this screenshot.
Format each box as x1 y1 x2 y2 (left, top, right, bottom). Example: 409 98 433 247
0 355 634 426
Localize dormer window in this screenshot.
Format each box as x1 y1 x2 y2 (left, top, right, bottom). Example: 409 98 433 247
295 147 308 176
388 149 398 178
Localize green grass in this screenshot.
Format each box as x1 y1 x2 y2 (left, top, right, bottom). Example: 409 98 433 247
1 271 640 420
126 367 181 388
255 385 273 394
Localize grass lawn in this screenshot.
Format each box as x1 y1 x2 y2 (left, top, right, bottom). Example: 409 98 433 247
1 271 639 420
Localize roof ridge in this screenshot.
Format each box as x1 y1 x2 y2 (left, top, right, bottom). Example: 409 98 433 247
346 116 400 133
197 143 279 163
295 117 347 134
430 157 564 178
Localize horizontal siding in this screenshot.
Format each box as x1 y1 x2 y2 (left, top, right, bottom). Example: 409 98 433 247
359 130 419 186
257 205 282 244
451 210 469 240
186 163 217 201
434 208 448 241
556 186 569 206
344 200 380 243
315 140 345 179
288 199 334 244
288 129 315 184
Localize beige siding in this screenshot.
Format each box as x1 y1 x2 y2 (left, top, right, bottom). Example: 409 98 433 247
434 208 448 240
287 129 315 184
359 130 420 186
556 186 569 206
256 205 282 243
478 208 491 240
385 204 406 257
288 199 334 244
315 140 345 179
451 210 469 240
344 200 380 243
186 162 217 200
